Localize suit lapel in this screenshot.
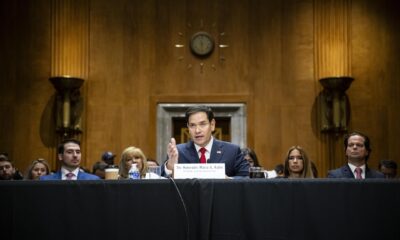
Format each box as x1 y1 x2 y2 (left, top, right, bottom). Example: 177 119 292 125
342 165 355 178
54 171 62 180
186 141 200 163
209 140 224 163
364 165 373 178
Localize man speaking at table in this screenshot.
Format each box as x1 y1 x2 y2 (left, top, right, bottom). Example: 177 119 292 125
162 105 249 178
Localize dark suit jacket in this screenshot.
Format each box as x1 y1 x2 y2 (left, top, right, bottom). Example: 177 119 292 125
327 164 384 179
162 139 249 177
40 170 100 180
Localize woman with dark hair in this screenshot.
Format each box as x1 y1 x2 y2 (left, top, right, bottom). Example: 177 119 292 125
241 147 261 167
283 146 315 178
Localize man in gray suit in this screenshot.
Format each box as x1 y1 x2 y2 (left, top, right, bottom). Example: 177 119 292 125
162 105 249 178
327 132 384 179
41 139 99 180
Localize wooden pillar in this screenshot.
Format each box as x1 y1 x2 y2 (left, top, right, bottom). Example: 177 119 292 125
50 0 90 167
314 0 352 175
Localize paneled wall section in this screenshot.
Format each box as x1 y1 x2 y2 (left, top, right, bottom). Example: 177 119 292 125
0 0 399 177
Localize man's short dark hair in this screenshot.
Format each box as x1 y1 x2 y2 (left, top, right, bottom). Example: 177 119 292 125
274 164 284 175
0 153 9 162
379 159 397 170
185 105 214 123
92 161 108 174
58 139 81 154
344 131 371 161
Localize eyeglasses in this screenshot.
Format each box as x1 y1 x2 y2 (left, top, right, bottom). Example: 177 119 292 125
0 164 12 171
188 122 210 130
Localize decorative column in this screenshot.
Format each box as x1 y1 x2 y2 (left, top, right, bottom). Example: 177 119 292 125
50 0 90 140
314 0 353 174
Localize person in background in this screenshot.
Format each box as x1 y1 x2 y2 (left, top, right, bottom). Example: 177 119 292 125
327 132 384 179
118 146 148 179
24 158 50 180
274 163 285 178
92 161 108 179
378 159 397 179
283 146 315 178
101 151 117 167
0 153 23 180
241 147 261 167
163 105 249 178
146 158 159 168
40 139 100 180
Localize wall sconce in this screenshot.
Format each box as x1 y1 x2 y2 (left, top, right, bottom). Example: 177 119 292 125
50 76 84 139
319 76 354 133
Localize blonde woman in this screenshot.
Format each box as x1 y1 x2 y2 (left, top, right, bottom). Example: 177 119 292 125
25 158 50 180
283 146 315 178
119 146 148 179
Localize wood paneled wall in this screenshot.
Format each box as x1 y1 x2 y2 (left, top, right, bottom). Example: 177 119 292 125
0 0 399 177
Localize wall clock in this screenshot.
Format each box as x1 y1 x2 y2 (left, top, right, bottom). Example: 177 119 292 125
190 31 214 56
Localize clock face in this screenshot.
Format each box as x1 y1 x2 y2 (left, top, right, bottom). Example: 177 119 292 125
190 32 214 56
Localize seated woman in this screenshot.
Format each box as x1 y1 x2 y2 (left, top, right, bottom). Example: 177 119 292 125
24 158 50 180
241 147 261 167
119 146 148 179
283 146 315 178
119 147 164 179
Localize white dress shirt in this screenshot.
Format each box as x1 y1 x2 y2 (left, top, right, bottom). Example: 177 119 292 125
61 167 80 180
348 163 366 179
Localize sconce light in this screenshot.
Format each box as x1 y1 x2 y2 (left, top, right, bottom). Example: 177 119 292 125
49 76 84 139
319 76 354 133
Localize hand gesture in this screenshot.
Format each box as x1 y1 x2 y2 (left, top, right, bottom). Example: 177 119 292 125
166 138 179 170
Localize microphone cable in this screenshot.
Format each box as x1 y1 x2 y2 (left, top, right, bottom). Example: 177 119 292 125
168 177 190 240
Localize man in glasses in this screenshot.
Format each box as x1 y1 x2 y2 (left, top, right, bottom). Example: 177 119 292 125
162 105 249 178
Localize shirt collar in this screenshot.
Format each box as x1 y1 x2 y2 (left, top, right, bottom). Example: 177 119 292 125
61 167 80 179
194 137 214 153
348 163 366 174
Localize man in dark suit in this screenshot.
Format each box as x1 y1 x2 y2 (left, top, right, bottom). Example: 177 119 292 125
162 105 249 178
327 132 384 179
41 139 100 180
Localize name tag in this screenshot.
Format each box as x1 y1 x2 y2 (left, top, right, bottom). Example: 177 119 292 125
174 163 225 179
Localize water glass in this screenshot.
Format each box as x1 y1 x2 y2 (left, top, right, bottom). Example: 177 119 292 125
146 166 162 179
